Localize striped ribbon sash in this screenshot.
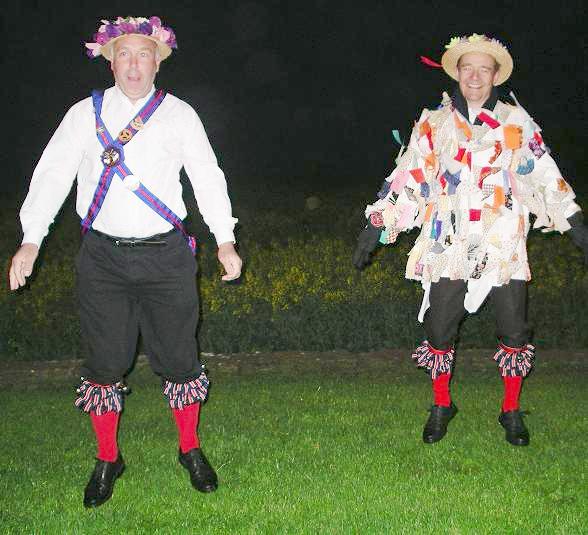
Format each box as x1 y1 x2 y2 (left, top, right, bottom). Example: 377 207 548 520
80 89 196 254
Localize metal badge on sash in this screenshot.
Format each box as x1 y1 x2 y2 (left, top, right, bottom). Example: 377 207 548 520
131 116 144 130
101 146 122 167
118 129 133 143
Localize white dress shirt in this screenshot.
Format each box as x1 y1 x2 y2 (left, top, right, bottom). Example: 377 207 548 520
20 85 237 246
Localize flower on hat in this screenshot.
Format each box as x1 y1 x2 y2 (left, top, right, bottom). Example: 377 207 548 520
443 33 508 52
85 16 177 58
445 36 462 49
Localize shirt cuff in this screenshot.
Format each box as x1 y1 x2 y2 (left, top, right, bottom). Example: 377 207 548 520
21 229 46 248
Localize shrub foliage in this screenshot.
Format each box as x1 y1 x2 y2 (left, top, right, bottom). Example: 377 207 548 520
1 189 586 361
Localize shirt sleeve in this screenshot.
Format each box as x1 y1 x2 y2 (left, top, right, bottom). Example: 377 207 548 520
180 104 237 245
20 103 86 247
515 117 581 232
364 108 432 244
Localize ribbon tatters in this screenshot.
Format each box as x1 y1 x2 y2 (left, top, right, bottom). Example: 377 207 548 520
492 343 535 377
411 341 455 379
75 379 130 414
81 89 197 254
163 370 209 409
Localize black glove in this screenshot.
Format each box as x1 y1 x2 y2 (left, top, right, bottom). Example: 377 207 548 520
352 221 382 270
567 211 588 264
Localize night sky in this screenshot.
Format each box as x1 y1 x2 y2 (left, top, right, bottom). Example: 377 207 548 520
4 0 587 201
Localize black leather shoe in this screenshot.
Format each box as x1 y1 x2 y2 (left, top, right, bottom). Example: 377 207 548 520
178 448 218 493
83 455 125 508
499 410 530 446
422 403 458 443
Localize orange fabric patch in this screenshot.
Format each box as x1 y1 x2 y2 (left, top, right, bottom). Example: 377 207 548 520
503 124 523 150
419 120 431 137
424 152 437 171
557 178 570 192
454 114 472 140
424 203 434 222
493 186 505 211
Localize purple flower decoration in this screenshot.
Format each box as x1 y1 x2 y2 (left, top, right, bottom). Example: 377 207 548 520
94 32 109 45
166 28 177 48
105 24 122 38
119 22 136 33
138 22 152 35
149 16 162 28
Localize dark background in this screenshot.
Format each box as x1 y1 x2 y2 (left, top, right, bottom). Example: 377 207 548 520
3 0 587 203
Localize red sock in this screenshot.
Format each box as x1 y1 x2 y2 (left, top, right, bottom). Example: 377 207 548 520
502 375 523 412
432 373 452 407
90 411 120 462
172 403 201 454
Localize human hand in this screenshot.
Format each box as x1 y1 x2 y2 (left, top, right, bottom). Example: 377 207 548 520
9 243 39 290
217 242 243 281
567 212 588 265
352 222 381 270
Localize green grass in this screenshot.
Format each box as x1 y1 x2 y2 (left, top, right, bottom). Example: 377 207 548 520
1 357 587 534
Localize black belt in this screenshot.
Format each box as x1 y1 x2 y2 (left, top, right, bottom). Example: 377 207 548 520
90 228 175 247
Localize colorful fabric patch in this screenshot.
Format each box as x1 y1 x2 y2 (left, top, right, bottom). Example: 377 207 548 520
503 124 523 150
404 186 417 202
454 114 472 140
557 178 570 192
471 253 488 279
493 186 505 210
454 147 466 163
444 169 461 189
424 203 434 222
477 111 500 129
377 179 391 199
489 141 502 164
528 138 545 158
409 168 426 183
391 170 409 193
369 211 385 228
469 209 481 221
424 151 437 170
516 157 534 175
420 183 430 199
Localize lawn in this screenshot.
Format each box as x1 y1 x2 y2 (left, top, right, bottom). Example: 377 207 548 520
1 353 586 534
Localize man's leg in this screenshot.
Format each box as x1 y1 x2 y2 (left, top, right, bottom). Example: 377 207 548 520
414 279 467 443
137 232 217 493
491 280 533 446
75 232 139 507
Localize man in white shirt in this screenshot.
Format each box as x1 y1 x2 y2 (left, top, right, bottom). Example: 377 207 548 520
353 34 587 447
9 16 242 507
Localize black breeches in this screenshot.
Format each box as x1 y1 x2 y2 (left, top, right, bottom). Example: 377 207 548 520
76 230 202 385
423 278 530 350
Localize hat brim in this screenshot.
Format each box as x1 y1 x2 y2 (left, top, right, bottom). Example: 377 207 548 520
441 41 513 85
99 34 172 61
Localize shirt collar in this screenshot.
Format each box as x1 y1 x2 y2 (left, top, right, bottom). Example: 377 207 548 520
113 84 156 110
451 85 499 125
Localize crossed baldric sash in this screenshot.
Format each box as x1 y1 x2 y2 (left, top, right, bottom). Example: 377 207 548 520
80 89 197 253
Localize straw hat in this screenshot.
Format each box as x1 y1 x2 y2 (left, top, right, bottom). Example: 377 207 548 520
85 16 177 61
441 34 513 85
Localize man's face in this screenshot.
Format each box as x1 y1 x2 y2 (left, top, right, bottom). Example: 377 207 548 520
456 52 499 108
111 34 160 103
